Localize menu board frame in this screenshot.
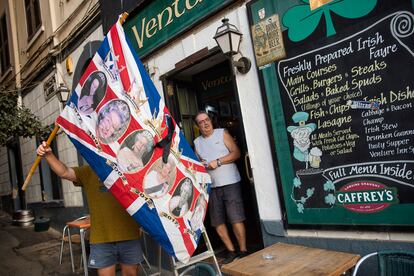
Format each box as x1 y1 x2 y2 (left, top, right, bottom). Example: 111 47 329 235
248 0 414 227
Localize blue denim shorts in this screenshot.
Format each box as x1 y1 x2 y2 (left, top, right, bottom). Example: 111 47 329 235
88 239 144 269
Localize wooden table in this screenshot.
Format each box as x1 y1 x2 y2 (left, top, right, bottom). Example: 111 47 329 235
221 242 360 276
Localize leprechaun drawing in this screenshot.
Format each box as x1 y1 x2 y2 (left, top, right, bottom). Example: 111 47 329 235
287 111 316 168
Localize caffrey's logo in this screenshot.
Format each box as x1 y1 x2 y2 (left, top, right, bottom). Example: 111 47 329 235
335 181 398 213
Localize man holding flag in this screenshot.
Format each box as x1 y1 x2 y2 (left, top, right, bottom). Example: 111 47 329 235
51 14 212 263
22 10 211 275
25 13 212 269
37 141 143 276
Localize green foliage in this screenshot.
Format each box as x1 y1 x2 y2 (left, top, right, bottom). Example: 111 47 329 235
0 90 51 146
283 0 377 42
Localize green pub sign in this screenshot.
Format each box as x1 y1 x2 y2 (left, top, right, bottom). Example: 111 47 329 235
124 0 237 57
248 0 414 227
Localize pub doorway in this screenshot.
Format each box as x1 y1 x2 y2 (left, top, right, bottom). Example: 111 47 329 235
162 51 263 256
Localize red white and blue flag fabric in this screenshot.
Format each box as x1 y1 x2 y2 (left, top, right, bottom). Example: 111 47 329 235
56 19 211 263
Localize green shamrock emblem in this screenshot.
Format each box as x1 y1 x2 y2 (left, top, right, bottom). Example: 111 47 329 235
325 193 336 205
323 180 335 191
297 203 305 213
293 177 302 188
306 187 315 197
283 0 377 42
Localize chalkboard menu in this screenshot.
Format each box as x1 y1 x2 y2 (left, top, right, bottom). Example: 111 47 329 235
250 0 414 225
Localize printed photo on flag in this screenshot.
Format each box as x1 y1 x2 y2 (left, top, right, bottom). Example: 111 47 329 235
56 17 211 263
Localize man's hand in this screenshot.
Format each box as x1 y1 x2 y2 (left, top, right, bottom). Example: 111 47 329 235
207 160 219 170
37 141 52 157
35 141 77 182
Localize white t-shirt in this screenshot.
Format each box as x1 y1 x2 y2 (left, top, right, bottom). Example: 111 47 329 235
194 128 241 188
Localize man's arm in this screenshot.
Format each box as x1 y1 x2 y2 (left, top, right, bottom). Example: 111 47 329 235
37 141 78 182
207 129 241 169
194 149 208 168
220 129 241 164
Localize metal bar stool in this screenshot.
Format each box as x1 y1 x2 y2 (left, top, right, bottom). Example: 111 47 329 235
59 216 90 276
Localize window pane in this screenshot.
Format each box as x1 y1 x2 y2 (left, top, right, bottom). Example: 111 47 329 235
0 16 5 59
2 17 9 69
33 0 41 29
0 14 10 73
0 58 5 74
25 0 41 39
25 0 33 37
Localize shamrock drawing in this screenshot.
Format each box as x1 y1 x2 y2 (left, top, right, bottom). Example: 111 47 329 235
293 177 302 188
323 180 335 191
306 187 315 198
325 194 336 205
300 196 307 204
297 203 305 213
283 0 377 42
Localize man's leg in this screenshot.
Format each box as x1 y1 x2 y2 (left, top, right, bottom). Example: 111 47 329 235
210 187 238 263
117 240 143 276
209 188 235 251
215 223 235 251
97 265 116 276
89 243 117 276
224 183 247 253
232 222 247 252
215 223 239 264
120 263 138 276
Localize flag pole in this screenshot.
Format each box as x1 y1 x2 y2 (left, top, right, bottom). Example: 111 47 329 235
22 125 59 191
119 12 129 25
22 12 130 191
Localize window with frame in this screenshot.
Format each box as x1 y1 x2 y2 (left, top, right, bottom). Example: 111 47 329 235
25 0 41 40
0 13 10 74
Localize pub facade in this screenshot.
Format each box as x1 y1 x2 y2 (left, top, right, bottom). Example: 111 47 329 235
0 0 413 273
115 0 414 265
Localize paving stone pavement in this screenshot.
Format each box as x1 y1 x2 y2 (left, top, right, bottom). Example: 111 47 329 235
0 210 88 276
0 211 175 275
0 210 223 275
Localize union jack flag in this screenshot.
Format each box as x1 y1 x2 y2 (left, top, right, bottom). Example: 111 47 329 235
56 18 211 263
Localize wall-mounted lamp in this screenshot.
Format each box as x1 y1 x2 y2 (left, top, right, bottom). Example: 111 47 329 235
56 83 70 104
214 18 251 74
